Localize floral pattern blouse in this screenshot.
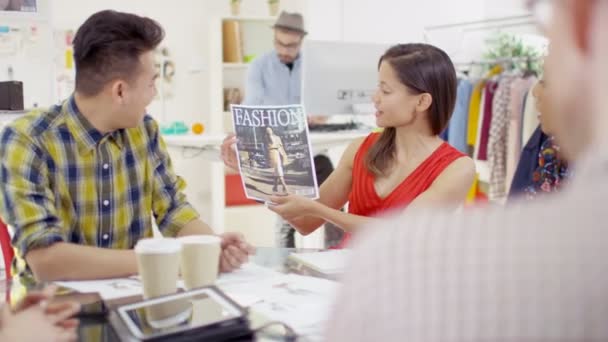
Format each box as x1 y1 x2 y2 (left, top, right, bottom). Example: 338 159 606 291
524 136 570 199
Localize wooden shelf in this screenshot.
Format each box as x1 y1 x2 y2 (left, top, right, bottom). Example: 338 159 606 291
223 63 250 69
222 16 277 22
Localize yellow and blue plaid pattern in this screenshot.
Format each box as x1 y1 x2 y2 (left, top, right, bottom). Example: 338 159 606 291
0 96 199 289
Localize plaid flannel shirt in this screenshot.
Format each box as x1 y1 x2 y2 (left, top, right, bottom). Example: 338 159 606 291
0 96 199 291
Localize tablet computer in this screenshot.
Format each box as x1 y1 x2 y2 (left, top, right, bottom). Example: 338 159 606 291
111 286 251 341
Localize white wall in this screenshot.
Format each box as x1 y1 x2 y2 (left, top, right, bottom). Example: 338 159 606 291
21 0 534 118
7 0 305 125
304 0 537 61
51 0 209 126
484 0 528 18
0 17 54 108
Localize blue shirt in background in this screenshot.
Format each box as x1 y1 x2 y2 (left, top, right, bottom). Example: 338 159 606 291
243 51 302 105
447 79 474 153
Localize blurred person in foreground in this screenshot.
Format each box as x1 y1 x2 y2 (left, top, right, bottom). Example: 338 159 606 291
327 0 608 341
0 285 79 341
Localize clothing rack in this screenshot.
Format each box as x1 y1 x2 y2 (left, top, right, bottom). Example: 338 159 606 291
424 14 534 32
462 21 536 33
423 14 536 44
453 56 544 78
453 56 543 67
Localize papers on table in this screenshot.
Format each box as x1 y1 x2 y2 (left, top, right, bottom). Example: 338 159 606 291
54 262 277 302
217 262 283 286
219 272 340 341
287 249 352 276
55 277 142 300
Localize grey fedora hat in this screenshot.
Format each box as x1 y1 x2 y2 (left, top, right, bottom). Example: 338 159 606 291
272 11 307 35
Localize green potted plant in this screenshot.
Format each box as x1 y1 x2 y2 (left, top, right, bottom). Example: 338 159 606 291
268 0 280 16
483 33 544 75
230 0 241 16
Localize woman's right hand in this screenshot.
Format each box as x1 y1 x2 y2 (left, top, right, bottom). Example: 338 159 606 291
221 133 239 170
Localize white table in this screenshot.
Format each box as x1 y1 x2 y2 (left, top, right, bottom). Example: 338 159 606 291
162 131 368 161
0 111 27 128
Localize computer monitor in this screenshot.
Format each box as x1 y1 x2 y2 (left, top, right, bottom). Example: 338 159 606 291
302 40 389 116
0 0 37 12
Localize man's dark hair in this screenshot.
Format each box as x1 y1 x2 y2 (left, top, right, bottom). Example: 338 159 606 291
72 10 165 96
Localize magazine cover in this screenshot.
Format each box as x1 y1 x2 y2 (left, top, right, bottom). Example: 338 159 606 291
230 104 319 202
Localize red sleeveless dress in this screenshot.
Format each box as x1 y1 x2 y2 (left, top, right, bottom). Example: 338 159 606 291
335 132 466 248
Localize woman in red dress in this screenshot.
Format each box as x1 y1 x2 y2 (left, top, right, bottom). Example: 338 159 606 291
222 44 476 247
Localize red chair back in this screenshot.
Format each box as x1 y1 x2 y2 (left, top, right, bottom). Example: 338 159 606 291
0 218 13 283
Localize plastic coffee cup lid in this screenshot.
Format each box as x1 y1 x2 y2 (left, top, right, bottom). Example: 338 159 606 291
135 238 182 254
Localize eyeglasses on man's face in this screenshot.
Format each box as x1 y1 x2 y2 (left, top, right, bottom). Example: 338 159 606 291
274 38 301 51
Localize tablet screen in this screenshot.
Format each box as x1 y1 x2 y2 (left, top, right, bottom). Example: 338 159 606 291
119 288 243 339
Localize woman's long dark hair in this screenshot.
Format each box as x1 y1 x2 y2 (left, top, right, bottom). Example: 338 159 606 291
365 43 457 176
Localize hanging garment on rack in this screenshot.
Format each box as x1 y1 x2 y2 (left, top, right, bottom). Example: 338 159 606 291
473 86 486 159
440 126 449 141
467 80 485 203
448 79 474 153
509 125 548 199
466 66 503 156
505 76 537 191
521 79 540 147
467 80 486 156
477 80 500 160
488 75 518 200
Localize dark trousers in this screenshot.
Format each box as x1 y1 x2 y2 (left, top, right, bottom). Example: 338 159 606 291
276 155 344 248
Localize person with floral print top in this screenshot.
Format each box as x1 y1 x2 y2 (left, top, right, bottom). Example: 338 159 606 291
524 135 570 198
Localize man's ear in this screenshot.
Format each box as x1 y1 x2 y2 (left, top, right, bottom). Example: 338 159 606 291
572 0 593 53
110 80 125 105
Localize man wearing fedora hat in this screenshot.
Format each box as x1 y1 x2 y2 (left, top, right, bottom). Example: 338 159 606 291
243 11 306 106
241 11 343 248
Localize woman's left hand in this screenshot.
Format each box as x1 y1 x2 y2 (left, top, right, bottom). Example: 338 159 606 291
267 195 315 221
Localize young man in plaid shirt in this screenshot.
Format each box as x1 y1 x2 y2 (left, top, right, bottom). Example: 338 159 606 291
0 10 253 301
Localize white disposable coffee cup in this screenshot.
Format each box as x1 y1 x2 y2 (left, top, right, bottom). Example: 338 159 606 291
135 238 183 326
135 238 182 299
178 235 222 290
